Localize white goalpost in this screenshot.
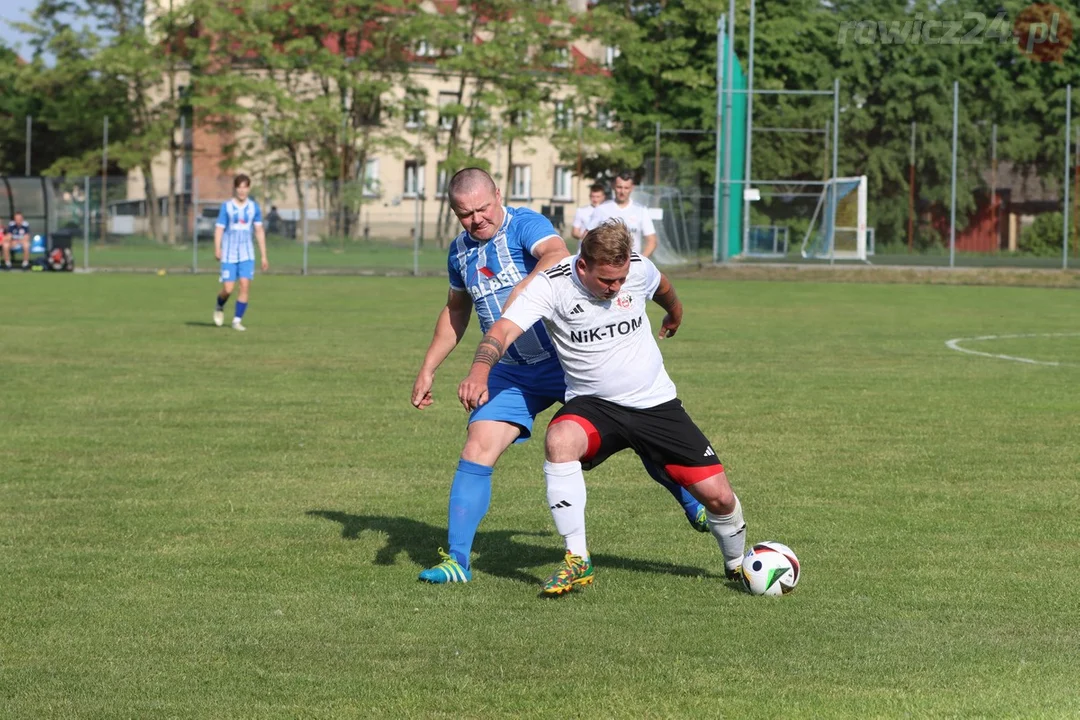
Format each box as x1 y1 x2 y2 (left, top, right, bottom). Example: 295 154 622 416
800 175 868 261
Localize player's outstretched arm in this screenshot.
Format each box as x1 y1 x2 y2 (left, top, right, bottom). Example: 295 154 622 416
502 235 569 310
458 318 525 412
412 289 473 409
652 272 683 339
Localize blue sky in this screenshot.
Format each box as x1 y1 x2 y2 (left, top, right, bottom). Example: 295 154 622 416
0 0 36 56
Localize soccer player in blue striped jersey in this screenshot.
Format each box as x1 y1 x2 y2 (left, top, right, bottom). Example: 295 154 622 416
411 168 707 584
213 174 269 331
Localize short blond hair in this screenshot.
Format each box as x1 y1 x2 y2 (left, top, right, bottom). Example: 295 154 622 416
580 221 632 266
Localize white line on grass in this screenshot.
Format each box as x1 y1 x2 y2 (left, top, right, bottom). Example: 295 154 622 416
945 333 1080 367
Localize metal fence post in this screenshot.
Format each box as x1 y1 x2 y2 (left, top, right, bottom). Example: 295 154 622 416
302 180 310 276
192 177 199 273
83 176 90 270
949 81 958 269
1064 84 1071 270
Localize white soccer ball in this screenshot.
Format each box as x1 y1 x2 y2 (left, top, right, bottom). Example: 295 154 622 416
739 541 800 596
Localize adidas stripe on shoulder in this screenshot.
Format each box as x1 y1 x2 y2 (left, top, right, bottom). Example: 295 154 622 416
544 264 573 279
630 252 642 263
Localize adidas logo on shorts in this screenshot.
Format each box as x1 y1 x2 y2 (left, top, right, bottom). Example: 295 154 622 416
570 304 584 315
703 446 716 457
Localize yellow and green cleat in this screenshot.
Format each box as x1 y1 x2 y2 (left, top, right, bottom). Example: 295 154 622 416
541 551 594 597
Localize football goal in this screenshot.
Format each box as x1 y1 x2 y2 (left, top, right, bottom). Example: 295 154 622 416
800 175 868 261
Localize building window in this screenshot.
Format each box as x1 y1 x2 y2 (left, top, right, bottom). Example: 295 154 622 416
415 40 433 58
363 157 380 197
554 100 572 131
510 165 531 200
604 46 620 68
405 160 425 197
552 46 570 69
438 91 458 131
553 166 573 201
472 108 490 133
510 109 532 132
597 105 614 130
405 90 426 129
436 162 449 197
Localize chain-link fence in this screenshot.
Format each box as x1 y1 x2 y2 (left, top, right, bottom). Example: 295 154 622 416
9 174 581 274
640 79 1080 269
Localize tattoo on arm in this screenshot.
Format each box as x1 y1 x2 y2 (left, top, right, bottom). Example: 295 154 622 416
473 335 505 368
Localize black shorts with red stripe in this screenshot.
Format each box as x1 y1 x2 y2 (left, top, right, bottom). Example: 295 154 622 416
549 396 723 487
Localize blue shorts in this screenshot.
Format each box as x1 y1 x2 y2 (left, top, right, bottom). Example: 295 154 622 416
220 260 255 283
470 357 566 442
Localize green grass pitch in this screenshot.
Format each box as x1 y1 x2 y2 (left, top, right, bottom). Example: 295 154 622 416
2 273 1078 717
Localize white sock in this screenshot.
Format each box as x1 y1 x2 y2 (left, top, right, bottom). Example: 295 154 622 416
706 495 746 571
544 460 588 558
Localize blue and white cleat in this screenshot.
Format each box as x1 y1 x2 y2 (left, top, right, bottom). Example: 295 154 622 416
418 548 472 584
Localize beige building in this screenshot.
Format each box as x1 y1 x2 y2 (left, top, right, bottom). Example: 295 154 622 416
129 0 615 245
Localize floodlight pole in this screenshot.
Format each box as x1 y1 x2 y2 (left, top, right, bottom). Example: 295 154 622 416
1063 84 1071 270
25 115 31 176
713 15 725 263
741 0 756 257
949 81 958 269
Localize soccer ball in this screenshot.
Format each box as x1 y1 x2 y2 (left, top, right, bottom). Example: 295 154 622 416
739 541 800 596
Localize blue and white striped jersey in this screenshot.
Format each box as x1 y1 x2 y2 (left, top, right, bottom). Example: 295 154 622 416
447 206 559 366
216 199 263 263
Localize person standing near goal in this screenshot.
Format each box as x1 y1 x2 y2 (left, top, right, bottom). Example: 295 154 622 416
585 170 657 258
213 174 269 332
457 220 747 596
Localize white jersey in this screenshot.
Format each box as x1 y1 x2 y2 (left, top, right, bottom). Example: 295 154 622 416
585 200 656 254
501 253 676 409
571 205 594 233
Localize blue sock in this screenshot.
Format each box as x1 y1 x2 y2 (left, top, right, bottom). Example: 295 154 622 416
642 459 703 519
234 301 248 319
216 294 227 310
447 459 494 569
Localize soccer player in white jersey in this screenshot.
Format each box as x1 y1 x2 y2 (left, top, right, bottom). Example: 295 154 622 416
458 220 747 596
411 169 707 585
571 183 607 241
585 170 657 258
213 174 269 331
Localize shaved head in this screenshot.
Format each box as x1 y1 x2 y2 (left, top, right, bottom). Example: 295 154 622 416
448 167 504 241
448 168 497 200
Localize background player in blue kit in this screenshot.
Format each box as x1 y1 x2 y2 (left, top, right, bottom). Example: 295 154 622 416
213 174 269 331
411 168 707 584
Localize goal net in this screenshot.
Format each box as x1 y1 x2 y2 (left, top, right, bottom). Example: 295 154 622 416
800 175 868 261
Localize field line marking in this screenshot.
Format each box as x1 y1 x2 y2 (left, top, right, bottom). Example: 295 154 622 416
945 333 1080 367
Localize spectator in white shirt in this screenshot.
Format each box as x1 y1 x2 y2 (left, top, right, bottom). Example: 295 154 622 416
571 183 608 241
585 170 657 258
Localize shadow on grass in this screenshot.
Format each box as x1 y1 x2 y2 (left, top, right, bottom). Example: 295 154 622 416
306 510 722 586
184 321 219 327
